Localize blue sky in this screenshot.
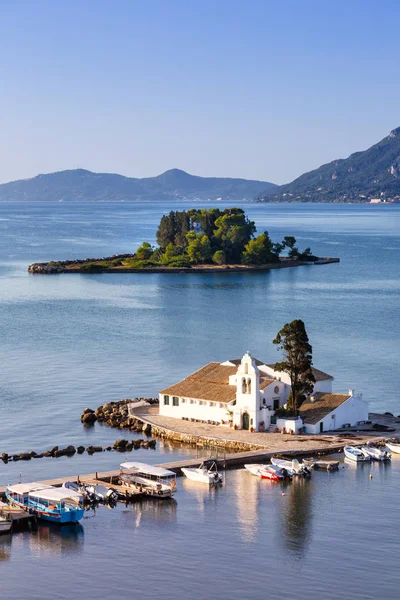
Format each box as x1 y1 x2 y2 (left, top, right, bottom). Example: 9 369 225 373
1 0 400 184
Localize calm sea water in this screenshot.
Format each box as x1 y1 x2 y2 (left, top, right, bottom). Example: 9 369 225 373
0 201 399 598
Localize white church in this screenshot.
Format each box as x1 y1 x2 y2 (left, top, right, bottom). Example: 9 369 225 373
159 352 369 434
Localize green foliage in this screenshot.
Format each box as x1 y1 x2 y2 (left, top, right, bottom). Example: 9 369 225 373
163 257 192 268
212 250 226 265
136 241 154 260
186 232 212 264
160 243 185 264
124 259 160 268
273 319 315 413
241 231 279 265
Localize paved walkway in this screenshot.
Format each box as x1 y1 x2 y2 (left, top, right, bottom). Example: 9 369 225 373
131 405 384 453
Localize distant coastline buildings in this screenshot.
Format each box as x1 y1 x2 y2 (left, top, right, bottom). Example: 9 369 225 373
159 352 368 434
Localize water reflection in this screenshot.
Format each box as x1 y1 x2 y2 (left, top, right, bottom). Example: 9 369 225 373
280 477 313 558
28 522 84 557
0 534 12 561
181 478 223 515
122 498 177 529
234 469 260 543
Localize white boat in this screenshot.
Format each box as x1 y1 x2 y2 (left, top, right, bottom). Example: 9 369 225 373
343 446 370 462
119 462 176 498
360 446 391 461
385 441 400 454
244 464 285 481
302 457 340 471
182 461 223 484
271 457 311 476
0 516 12 534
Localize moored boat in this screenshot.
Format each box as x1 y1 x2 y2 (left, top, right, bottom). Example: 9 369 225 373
302 457 340 471
271 457 311 476
385 441 400 454
0 516 12 534
6 483 85 523
360 446 391 461
62 481 119 505
343 446 370 462
119 462 177 498
244 464 285 481
182 460 223 484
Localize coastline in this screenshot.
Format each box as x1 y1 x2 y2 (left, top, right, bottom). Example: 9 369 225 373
28 256 340 274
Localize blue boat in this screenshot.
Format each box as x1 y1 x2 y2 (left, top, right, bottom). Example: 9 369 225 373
6 482 85 524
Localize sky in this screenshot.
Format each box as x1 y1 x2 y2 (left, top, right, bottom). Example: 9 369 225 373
1 0 400 185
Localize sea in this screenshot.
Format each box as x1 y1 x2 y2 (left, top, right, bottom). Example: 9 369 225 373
0 201 399 599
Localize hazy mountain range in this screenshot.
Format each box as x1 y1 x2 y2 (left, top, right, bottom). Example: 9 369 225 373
0 168 276 202
259 126 400 203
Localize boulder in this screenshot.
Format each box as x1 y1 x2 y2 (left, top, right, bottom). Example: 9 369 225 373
81 412 97 424
77 446 85 454
142 423 152 435
2 453 9 462
113 439 128 450
86 445 103 455
19 453 32 460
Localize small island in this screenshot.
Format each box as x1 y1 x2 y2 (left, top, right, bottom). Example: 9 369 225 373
28 207 339 274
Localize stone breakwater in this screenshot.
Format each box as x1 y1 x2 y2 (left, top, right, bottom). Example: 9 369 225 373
1 437 156 464
80 398 158 431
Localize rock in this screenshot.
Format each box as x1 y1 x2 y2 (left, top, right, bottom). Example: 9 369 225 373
86 445 103 455
148 440 156 449
83 407 95 415
13 455 20 462
113 439 128 450
77 446 85 454
142 423 152 435
34 453 45 458
105 446 112 451
125 442 133 451
19 453 32 460
2 452 9 462
133 439 142 449
50 446 59 456
81 412 97 424
141 441 149 449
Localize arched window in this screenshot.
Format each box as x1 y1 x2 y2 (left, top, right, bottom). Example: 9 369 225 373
247 378 252 394
242 378 246 393
244 363 248 374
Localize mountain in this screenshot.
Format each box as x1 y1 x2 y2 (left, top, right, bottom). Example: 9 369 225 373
258 127 400 203
0 168 276 202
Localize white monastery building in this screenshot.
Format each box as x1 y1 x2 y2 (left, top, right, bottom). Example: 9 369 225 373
159 352 369 434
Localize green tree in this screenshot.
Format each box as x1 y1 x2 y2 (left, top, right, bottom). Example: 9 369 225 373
241 231 279 265
156 212 176 248
136 241 154 260
212 250 226 265
213 209 256 262
160 242 185 264
186 232 212 264
272 320 315 413
282 235 299 257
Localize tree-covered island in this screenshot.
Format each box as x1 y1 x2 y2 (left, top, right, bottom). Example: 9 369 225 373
28 208 338 274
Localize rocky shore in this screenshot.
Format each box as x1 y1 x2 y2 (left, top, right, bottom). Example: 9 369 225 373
80 398 158 432
28 256 340 274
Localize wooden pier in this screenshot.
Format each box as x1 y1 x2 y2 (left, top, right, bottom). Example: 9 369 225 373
0 501 37 532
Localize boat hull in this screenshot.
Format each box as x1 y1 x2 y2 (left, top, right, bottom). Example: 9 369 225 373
244 464 282 481
5 494 84 523
0 520 12 534
385 442 400 454
181 468 221 484
344 447 370 462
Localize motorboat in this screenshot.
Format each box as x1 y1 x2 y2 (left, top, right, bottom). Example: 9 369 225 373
119 462 176 498
302 457 340 471
343 446 370 462
181 461 223 484
62 481 119 505
271 457 311 476
385 441 400 454
0 516 12 534
6 482 85 523
244 464 285 481
360 446 391 461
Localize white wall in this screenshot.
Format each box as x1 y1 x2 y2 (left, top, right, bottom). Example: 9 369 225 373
304 395 369 434
159 393 232 423
276 417 303 434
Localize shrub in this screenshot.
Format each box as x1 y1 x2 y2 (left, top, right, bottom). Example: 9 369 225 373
212 250 226 265
125 259 160 268
165 257 192 268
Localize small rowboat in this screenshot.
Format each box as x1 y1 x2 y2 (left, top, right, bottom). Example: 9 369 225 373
344 446 370 462
302 457 340 471
244 464 284 481
385 441 400 454
360 446 391 461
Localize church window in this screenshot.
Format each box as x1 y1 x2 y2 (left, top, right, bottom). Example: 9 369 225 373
190 399 194 404
199 400 205 406
219 403 224 408
164 395 170 405
172 396 179 406
181 398 186 403
242 378 246 393
247 378 252 394
209 402 215 407
244 363 248 374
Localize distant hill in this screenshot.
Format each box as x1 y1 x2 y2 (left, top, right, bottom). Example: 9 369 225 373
258 127 400 203
0 168 276 202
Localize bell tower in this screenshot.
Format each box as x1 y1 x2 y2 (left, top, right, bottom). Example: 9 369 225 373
234 352 260 429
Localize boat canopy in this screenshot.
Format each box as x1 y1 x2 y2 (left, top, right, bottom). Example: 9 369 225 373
120 462 176 477
29 487 83 501
7 482 53 495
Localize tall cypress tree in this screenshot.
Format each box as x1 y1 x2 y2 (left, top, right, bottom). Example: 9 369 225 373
272 320 315 413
